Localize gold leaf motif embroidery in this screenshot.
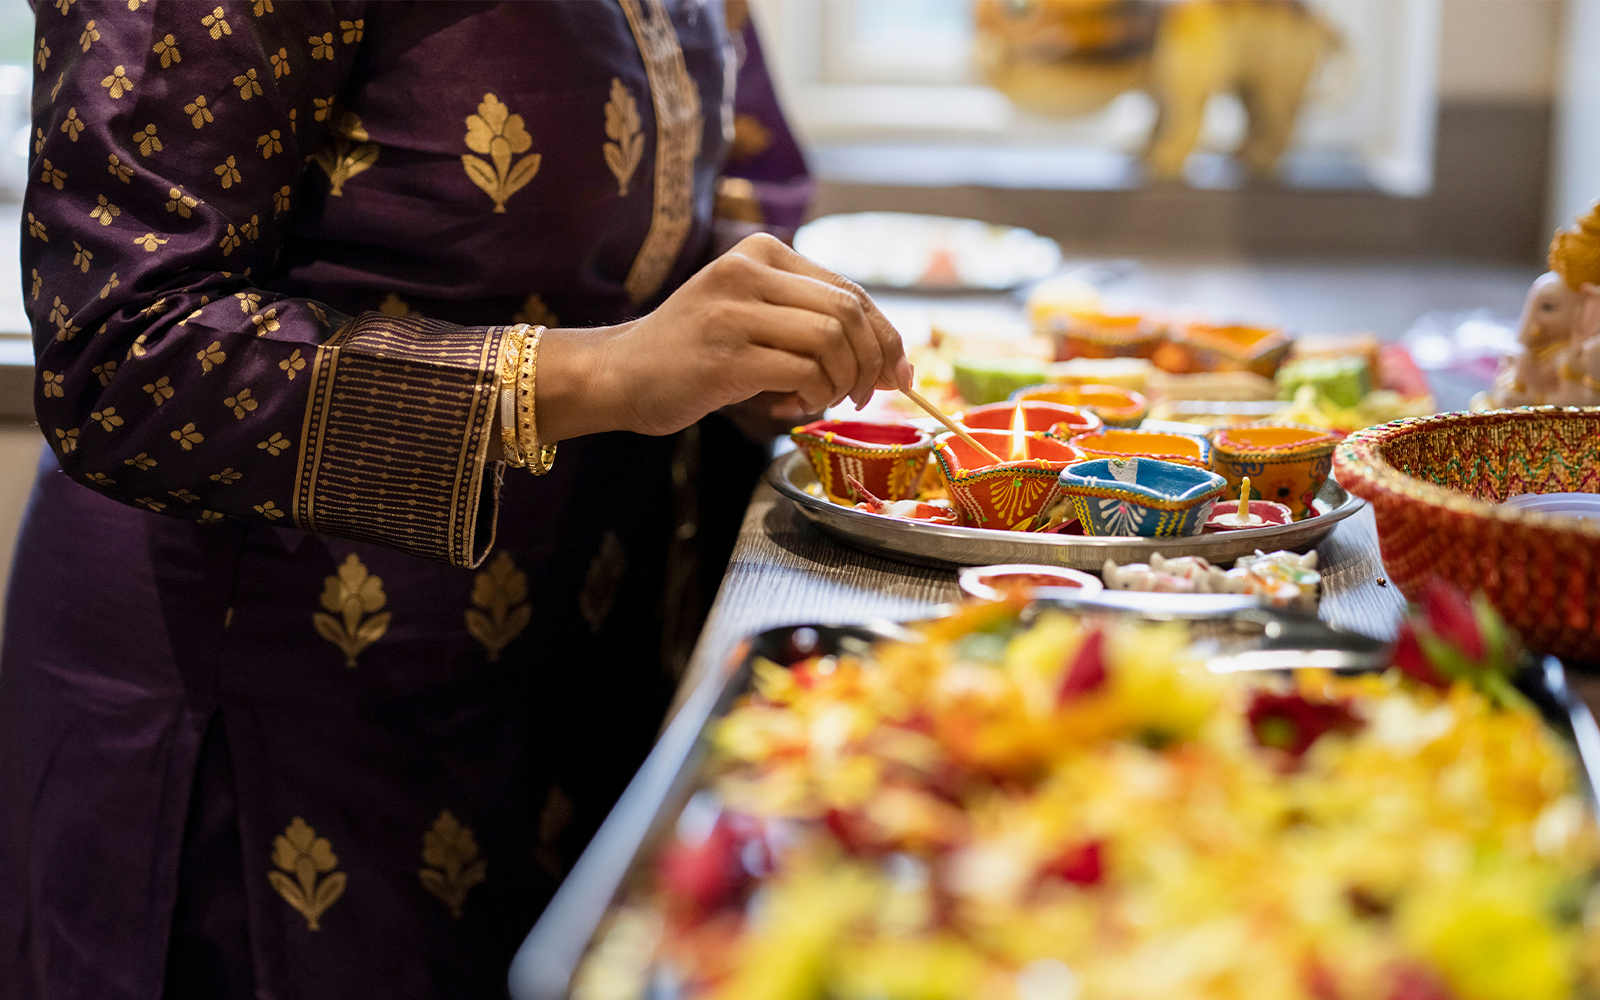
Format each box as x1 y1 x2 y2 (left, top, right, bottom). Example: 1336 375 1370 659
603 78 644 197
270 47 289 78
71 242 91 272
579 530 626 633
210 467 240 483
341 19 363 44
108 153 132 183
143 375 174 405
241 215 261 240
234 68 262 100
90 195 119 226
133 232 167 252
60 108 83 140
128 332 148 358
215 155 241 188
465 551 530 662
91 407 123 431
166 186 198 216
101 65 132 99
201 6 231 40
170 422 204 449
255 499 284 520
280 348 306 379
135 496 166 512
40 370 64 398
152 33 179 68
184 95 213 129
54 428 78 454
198 509 223 523
50 296 79 342
83 471 114 486
54 0 71 13
533 785 574 879
197 341 225 372
461 93 539 213
258 431 289 455
419 811 486 919
268 817 346 931
257 130 282 158
377 293 409 317
219 225 241 255
169 488 198 503
313 552 390 667
33 127 43 154
273 185 292 214
134 123 161 155
253 0 272 14
26 213 47 241
513 294 559 328
127 452 156 470
311 111 377 196
236 291 261 313
99 272 120 298
50 72 63 102
224 387 257 418
92 360 116 385
309 32 334 60
39 159 66 189
30 268 41 300
36 38 48 72
79 19 99 51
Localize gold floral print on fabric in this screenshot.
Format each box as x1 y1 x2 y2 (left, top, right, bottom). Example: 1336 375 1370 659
465 550 530 662
619 0 703 304
79 19 99 52
312 111 377 196
312 552 390 668
533 785 574 879
579 530 626 633
419 811 486 920
603 78 644 197
512 294 558 328
461 94 539 214
378 293 409 317
269 817 346 931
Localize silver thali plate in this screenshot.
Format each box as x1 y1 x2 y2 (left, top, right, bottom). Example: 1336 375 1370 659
769 449 1365 570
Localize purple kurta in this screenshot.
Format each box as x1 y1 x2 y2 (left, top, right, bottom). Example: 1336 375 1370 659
0 3 808 998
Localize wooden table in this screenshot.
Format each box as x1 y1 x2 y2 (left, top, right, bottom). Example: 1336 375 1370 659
674 479 1405 713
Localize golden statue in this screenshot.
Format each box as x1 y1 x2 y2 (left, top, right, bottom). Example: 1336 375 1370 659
1487 204 1600 407
974 0 1340 181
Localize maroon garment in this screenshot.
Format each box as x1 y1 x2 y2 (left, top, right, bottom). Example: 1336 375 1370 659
0 3 808 998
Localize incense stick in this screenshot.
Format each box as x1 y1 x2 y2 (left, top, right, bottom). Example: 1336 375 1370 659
900 386 1006 465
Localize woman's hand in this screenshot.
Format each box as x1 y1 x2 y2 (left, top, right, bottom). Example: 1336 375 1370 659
535 233 910 442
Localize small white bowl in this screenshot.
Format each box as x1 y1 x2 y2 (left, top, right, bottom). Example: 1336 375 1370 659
958 563 1104 602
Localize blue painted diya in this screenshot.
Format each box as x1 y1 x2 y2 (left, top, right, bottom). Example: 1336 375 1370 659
1058 458 1227 537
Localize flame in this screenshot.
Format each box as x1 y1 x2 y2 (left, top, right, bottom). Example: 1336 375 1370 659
1010 403 1028 461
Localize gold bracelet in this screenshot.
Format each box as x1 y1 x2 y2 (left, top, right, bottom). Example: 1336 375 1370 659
515 325 558 476
499 326 528 468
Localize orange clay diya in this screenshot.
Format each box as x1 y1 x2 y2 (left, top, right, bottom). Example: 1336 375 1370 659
1205 474 1295 531
1163 322 1292 377
790 419 935 505
932 418 1086 531
1210 423 1340 519
1011 382 1148 428
956 399 1102 439
1051 310 1165 361
1069 428 1212 469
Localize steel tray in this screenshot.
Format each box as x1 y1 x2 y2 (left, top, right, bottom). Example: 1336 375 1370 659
508 613 1600 1000
769 449 1364 571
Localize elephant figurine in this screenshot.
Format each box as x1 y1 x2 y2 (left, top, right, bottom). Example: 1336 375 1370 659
974 0 1340 182
1488 204 1600 408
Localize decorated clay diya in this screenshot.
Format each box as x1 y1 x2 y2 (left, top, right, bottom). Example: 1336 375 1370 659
1012 382 1149 428
1070 428 1211 469
1057 457 1227 537
958 563 1103 602
1211 422 1340 519
790 419 935 505
1052 311 1164 361
957 399 1103 439
1169 322 1292 377
933 428 1085 531
1205 476 1294 531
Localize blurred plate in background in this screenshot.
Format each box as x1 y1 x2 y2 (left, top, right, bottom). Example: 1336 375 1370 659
794 211 1062 291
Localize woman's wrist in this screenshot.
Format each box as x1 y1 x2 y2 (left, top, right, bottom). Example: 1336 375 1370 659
529 322 633 443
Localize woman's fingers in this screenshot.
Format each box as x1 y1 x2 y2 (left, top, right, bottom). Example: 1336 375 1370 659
737 234 910 397
740 302 859 408
739 345 840 415
746 270 880 407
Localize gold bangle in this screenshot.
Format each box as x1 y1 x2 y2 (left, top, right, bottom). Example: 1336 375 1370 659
516 325 558 476
498 326 528 468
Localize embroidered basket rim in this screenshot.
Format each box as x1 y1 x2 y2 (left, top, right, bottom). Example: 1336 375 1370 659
1334 406 1600 539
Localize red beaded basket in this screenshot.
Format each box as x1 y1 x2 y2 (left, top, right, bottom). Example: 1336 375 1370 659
1333 407 1600 662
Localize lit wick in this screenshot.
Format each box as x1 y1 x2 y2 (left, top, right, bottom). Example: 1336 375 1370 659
1009 403 1028 462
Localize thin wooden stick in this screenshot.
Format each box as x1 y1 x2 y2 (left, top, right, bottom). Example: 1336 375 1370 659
900 386 1006 465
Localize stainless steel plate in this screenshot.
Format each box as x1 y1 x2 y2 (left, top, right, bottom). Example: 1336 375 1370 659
769 449 1365 570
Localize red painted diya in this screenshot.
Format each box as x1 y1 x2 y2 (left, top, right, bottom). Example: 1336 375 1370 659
790 419 935 504
956 400 1103 440
933 429 1085 531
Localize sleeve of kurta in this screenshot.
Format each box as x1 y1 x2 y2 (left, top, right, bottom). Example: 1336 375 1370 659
24 0 506 568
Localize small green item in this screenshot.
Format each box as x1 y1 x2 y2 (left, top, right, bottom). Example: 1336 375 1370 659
951 356 1049 406
1276 356 1371 409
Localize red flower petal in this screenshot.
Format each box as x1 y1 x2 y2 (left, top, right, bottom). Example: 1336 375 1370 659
1057 629 1107 706
1421 577 1484 661
1390 622 1449 689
